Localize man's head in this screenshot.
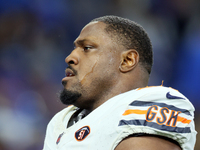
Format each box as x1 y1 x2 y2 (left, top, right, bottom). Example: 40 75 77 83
60 15 153 111
91 15 153 74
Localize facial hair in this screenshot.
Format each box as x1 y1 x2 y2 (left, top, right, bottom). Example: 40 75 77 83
59 88 82 105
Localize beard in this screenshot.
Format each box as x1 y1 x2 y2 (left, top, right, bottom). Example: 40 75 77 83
59 88 82 105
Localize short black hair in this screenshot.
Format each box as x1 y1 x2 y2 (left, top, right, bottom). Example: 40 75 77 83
91 15 153 74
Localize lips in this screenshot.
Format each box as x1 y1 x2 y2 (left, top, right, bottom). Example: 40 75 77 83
62 68 76 85
65 69 75 77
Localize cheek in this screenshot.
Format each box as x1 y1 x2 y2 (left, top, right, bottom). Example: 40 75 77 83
105 53 119 71
78 52 119 86
79 56 99 85
97 57 119 80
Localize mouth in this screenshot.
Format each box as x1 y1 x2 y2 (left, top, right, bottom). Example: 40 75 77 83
62 67 77 86
62 69 75 86
65 68 75 77
66 70 75 77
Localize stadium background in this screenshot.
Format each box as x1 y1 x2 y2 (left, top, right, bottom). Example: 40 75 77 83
0 0 199 149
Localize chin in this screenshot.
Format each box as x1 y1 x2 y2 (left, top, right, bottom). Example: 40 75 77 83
59 88 81 105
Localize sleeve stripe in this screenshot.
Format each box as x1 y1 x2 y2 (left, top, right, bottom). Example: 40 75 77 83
130 100 191 116
122 109 191 124
118 119 191 133
122 109 147 115
177 116 192 124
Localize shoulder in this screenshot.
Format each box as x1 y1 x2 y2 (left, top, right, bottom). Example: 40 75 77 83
47 105 76 128
45 105 76 139
43 105 76 149
136 86 186 99
134 86 194 111
116 86 196 150
122 86 195 118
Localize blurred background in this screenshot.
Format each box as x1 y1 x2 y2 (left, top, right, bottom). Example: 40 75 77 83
0 0 199 149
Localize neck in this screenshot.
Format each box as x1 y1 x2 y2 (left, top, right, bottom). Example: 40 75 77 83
76 68 149 113
83 80 148 114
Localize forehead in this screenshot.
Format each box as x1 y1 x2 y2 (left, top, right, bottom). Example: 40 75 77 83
74 21 111 44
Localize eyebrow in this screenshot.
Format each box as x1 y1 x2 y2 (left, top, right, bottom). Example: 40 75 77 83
74 38 97 47
74 39 86 46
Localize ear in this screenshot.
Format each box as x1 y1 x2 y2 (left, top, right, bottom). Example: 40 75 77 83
119 49 139 73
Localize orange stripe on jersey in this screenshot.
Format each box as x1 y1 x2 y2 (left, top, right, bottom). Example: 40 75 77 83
177 116 191 124
123 109 147 116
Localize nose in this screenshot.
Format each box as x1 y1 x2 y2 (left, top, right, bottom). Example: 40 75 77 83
65 50 79 65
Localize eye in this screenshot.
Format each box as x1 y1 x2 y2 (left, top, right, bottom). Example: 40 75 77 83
83 46 92 51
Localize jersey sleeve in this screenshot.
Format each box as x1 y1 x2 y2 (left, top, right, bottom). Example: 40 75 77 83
117 86 197 150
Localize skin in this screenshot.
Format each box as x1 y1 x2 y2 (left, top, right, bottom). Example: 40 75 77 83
62 21 181 150
115 136 181 150
62 21 147 112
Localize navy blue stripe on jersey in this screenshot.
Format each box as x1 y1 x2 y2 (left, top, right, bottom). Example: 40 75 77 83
129 100 191 116
118 119 191 133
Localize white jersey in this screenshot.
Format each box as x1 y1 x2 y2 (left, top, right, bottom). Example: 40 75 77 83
43 86 196 150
